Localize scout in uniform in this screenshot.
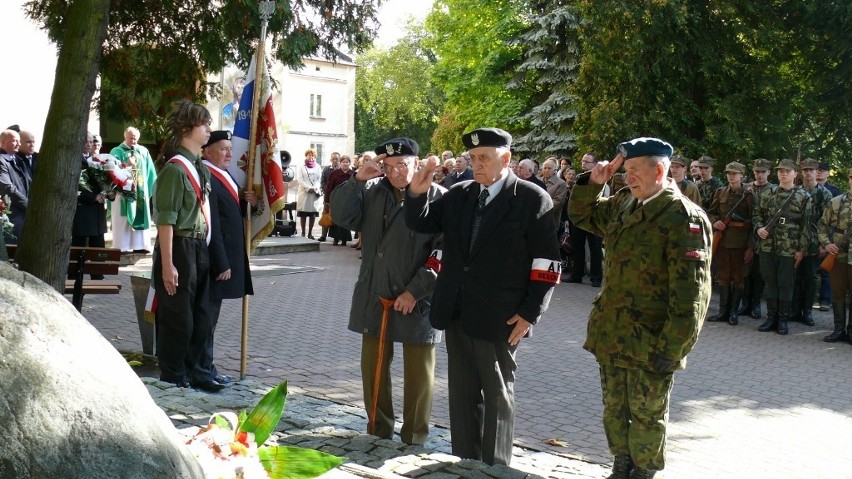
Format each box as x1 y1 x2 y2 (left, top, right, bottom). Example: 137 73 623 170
669 154 701 205
753 159 812 335
695 155 723 211
816 168 852 343
706 161 754 325
737 159 776 318
790 158 833 325
569 137 712 479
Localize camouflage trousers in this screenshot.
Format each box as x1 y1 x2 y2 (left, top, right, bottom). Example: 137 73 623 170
599 364 674 471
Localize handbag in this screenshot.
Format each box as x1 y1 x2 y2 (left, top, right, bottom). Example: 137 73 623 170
559 221 571 253
319 209 333 228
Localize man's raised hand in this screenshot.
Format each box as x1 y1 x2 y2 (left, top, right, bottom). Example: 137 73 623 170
409 155 438 196
355 153 386 182
589 153 625 185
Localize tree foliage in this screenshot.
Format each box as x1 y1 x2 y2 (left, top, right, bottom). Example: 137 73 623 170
424 0 529 150
355 22 443 154
508 0 582 157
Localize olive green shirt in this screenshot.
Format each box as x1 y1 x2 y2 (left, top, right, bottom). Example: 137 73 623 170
152 147 210 235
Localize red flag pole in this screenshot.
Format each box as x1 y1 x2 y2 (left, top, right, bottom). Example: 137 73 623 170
240 0 276 380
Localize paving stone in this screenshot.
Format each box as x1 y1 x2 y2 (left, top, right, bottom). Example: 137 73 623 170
419 472 460 479
444 466 493 479
482 464 527 479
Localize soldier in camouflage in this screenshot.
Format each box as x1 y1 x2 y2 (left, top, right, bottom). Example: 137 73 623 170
695 155 723 211
753 159 812 335
707 162 754 325
568 137 712 479
790 158 833 325
737 159 776 318
817 168 852 343
669 154 701 205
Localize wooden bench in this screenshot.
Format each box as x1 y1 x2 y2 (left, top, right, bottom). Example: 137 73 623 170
6 245 122 311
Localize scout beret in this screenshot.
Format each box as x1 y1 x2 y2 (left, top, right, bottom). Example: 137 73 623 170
775 158 798 170
670 154 689 167
752 158 772 171
203 130 232 148
696 155 715 168
725 161 746 174
462 128 512 149
616 137 673 159
818 162 830 171
799 158 819 169
375 137 419 157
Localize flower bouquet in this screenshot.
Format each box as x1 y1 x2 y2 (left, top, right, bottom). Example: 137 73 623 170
80 153 137 201
0 194 14 240
186 381 345 479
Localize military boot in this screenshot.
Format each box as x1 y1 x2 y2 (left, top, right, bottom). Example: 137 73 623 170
728 287 743 325
758 300 777 332
630 467 656 479
802 307 815 326
708 285 730 322
823 303 848 342
776 301 791 335
737 280 752 315
750 281 766 319
801 279 817 326
789 295 803 323
607 455 633 479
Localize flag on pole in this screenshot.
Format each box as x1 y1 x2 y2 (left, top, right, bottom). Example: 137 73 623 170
229 54 286 253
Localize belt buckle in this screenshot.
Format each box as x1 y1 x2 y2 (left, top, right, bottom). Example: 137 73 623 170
778 217 786 225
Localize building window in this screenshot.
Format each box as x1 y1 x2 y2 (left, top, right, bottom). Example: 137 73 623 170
311 143 324 164
310 93 322 118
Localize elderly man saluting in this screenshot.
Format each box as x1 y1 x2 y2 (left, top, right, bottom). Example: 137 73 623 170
569 138 712 479
405 128 560 465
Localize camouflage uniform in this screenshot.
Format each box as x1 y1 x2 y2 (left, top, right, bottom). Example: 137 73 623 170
569 176 712 473
791 164 833 325
738 165 776 319
752 159 812 335
695 156 723 211
676 178 701 205
706 162 754 325
817 179 852 343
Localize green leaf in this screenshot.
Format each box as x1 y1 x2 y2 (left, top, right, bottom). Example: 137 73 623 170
258 445 345 479
213 414 231 430
127 360 142 367
239 381 287 445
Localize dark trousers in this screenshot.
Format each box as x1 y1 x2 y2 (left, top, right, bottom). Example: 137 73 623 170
208 297 224 377
792 255 819 312
153 237 213 384
818 267 832 306
445 321 517 466
759 253 796 304
570 223 602 282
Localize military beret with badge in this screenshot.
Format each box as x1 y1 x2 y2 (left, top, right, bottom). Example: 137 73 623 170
616 137 674 159
799 158 819 169
375 137 419 157
724 161 746 174
203 130 232 149
462 127 512 149
670 154 690 167
775 158 798 170
695 155 715 168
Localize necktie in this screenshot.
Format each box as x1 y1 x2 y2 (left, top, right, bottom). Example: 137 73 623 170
470 189 490 251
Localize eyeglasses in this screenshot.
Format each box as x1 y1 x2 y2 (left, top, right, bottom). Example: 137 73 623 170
382 163 409 174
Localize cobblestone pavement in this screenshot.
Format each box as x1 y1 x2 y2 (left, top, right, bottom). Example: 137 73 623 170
85 238 852 479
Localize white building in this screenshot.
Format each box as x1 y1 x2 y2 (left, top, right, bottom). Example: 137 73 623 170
207 53 357 168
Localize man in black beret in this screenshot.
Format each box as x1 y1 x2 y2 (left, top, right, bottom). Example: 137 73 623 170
202 130 256 385
333 137 445 445
815 162 841 197
569 137 712 479
405 127 560 465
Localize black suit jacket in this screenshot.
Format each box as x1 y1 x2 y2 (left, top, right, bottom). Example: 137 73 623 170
15 152 36 181
444 168 474 188
0 150 30 242
404 171 560 342
208 169 254 301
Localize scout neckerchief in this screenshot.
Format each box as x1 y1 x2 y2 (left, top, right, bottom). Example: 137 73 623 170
168 154 211 245
203 159 240 206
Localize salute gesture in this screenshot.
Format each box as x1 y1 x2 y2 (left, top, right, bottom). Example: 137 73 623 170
409 154 438 196
588 153 624 185
355 153 386 182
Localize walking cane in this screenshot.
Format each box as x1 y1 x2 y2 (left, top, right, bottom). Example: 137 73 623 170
368 297 395 436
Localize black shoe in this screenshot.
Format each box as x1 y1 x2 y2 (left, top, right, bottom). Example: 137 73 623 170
317 236 327 242
823 330 848 343
802 311 815 326
161 376 190 388
214 374 235 384
308 235 316 240
566 276 583 284
591 281 601 287
333 240 339 245
819 303 830 312
191 380 226 393
750 305 762 319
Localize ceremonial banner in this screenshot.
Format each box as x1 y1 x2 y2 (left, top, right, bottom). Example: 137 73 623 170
229 54 286 253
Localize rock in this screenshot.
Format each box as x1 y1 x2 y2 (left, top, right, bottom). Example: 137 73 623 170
0 263 204 479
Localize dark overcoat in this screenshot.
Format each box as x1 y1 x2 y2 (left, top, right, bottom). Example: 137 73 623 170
73 156 108 236
207 169 253 301
404 171 561 342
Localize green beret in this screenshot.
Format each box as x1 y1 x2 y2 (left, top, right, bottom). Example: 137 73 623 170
616 137 673 159
696 155 715 168
799 158 819 169
752 158 772 171
725 161 746 174
375 137 419 157
775 158 798 171
462 128 512 149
